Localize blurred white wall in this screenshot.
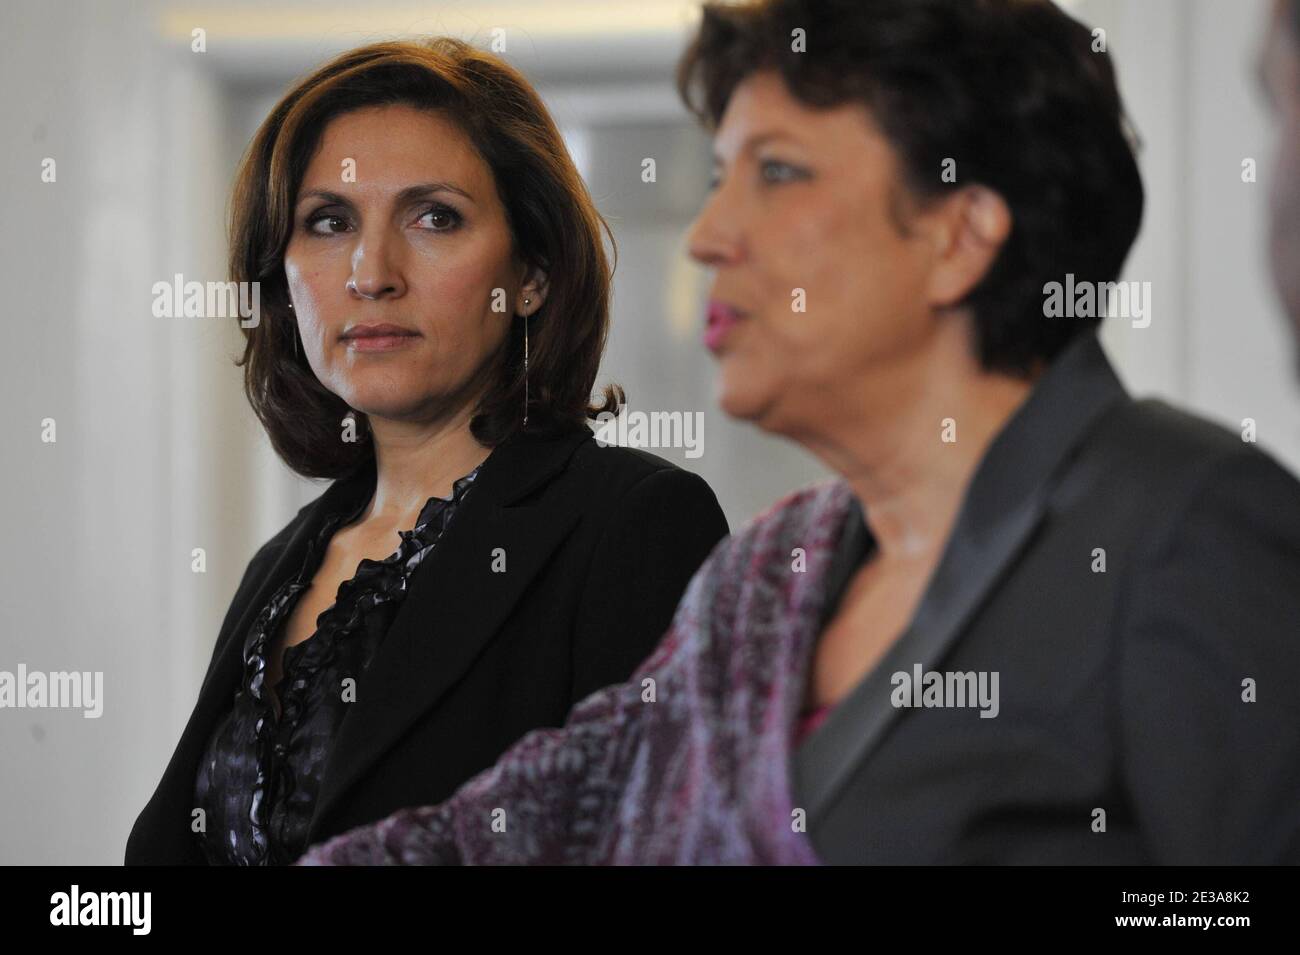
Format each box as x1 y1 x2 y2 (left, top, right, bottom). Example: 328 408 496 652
0 0 1295 864
1087 0 1300 448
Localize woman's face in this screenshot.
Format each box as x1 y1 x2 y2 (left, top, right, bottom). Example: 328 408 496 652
283 104 540 426
686 71 948 438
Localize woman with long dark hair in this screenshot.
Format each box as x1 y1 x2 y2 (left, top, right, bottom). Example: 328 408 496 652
125 38 728 865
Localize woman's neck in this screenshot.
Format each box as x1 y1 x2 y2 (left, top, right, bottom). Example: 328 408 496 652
359 402 493 529
803 323 1037 561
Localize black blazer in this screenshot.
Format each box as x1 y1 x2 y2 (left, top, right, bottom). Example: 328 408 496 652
794 332 1300 864
126 425 728 864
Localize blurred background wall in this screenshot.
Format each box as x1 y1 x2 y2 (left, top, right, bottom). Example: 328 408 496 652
1 0 1296 863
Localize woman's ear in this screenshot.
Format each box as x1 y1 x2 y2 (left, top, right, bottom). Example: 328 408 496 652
925 185 1012 309
518 264 550 316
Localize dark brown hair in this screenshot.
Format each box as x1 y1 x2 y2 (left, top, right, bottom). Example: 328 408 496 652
677 0 1145 375
231 37 622 480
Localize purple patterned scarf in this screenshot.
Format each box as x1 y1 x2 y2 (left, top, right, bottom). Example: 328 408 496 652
296 480 857 864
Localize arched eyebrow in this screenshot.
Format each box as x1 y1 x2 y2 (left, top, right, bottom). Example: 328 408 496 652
710 130 804 168
295 181 476 210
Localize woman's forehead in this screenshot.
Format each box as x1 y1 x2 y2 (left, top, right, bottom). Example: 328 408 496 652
299 106 494 202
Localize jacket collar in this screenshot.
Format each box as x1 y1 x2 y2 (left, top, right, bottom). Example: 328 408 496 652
952 330 1129 540
306 422 595 839
308 422 595 529
155 423 594 860
792 331 1130 824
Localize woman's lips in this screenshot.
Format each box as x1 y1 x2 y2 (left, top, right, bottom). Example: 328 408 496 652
345 334 419 352
341 324 421 352
704 301 744 352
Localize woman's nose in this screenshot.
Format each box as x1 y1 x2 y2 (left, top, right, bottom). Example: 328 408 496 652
348 233 406 300
686 189 744 268
347 276 401 300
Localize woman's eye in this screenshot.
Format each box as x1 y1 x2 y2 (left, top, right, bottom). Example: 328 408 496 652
307 213 350 235
417 205 461 231
760 159 807 184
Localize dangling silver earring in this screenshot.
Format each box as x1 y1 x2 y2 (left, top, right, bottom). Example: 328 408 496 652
522 298 531 426
288 303 299 360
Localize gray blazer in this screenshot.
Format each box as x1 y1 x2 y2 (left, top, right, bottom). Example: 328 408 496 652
795 331 1300 864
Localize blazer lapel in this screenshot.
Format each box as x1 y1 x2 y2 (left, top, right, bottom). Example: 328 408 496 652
308 426 592 839
207 467 376 690
143 462 375 860
792 332 1130 825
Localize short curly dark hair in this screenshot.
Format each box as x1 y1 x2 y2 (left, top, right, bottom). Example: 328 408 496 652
231 38 622 480
676 0 1146 375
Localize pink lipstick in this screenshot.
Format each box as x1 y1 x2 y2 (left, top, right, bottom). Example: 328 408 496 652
704 301 744 352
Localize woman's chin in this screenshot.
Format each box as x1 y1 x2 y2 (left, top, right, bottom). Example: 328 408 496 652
337 392 425 424
714 375 767 424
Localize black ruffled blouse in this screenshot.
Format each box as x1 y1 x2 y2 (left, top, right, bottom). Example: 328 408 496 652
193 465 481 865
